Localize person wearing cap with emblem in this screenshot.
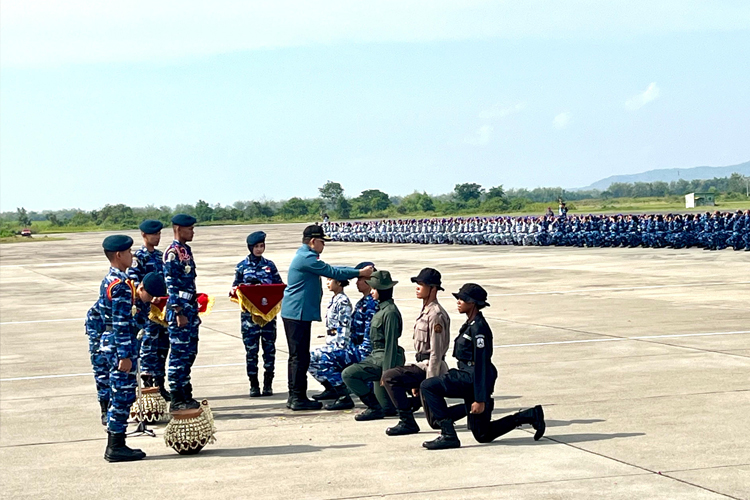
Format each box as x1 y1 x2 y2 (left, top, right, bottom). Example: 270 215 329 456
281 224 374 411
127 219 170 402
341 270 405 421
420 283 546 450
381 267 458 436
308 261 380 410
97 235 164 462
231 231 283 397
163 214 201 411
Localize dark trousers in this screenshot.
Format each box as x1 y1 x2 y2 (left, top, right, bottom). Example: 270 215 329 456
382 365 426 411
283 318 312 398
421 368 517 443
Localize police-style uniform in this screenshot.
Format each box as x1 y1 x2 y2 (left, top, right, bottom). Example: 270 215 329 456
420 284 545 450
164 214 201 410
382 268 453 436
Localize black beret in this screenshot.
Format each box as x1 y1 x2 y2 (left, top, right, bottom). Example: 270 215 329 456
102 235 133 252
171 214 197 226
355 261 375 270
247 231 266 248
139 219 163 234
142 272 166 298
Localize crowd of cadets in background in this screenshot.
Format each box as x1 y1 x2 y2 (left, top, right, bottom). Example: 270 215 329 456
323 210 750 251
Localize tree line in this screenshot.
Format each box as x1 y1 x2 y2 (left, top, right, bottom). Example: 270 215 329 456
2 173 748 234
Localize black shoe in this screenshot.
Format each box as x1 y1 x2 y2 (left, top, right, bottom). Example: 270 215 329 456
290 397 323 411
249 375 261 398
262 373 273 397
99 400 109 427
324 394 355 410
355 407 385 421
104 433 146 462
386 411 420 436
311 382 339 401
423 419 460 450
169 388 200 411
141 374 155 387
516 405 546 441
286 393 292 409
155 377 171 402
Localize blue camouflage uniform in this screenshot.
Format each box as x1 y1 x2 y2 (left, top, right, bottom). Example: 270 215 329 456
127 246 169 381
97 268 139 434
232 254 283 381
164 240 200 393
309 294 377 388
85 304 109 404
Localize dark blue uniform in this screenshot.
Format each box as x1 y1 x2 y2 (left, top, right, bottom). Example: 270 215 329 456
85 304 109 404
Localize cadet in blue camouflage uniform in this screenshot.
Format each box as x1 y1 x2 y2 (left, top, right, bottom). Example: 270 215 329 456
84 303 109 425
231 231 283 397
97 236 164 462
310 262 379 410
164 214 201 411
127 219 170 401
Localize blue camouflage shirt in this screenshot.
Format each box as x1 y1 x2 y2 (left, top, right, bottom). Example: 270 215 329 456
232 254 283 287
325 292 353 347
164 240 197 314
127 245 164 285
350 294 378 353
97 267 138 360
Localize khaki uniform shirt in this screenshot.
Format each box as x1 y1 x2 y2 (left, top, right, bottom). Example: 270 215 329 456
413 300 450 378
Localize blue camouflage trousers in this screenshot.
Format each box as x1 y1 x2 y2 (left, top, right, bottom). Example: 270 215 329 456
309 343 365 387
167 309 201 392
100 332 137 434
241 313 276 379
87 333 110 403
140 321 170 379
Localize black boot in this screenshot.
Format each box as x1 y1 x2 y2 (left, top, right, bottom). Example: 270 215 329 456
169 387 185 412
183 383 200 410
99 399 109 426
517 405 546 441
104 432 146 462
286 392 293 409
154 376 171 402
386 410 420 436
141 374 154 387
249 375 261 398
262 372 273 397
324 386 355 410
290 393 323 411
354 393 385 421
423 419 461 450
311 381 339 401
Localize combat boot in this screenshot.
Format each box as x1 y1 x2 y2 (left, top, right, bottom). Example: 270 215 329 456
169 387 186 412
141 374 155 387
516 405 546 441
290 394 323 411
423 419 461 450
183 383 200 410
324 385 355 410
99 399 109 426
262 372 273 396
154 376 171 402
386 410 420 436
354 393 385 421
249 375 261 398
311 381 338 401
104 432 146 462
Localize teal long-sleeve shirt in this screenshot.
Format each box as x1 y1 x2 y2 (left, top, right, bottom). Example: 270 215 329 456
280 245 360 322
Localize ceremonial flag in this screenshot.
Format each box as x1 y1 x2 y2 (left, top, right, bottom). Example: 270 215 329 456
149 293 215 327
230 284 286 327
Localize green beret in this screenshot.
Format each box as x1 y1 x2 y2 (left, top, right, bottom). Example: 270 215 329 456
247 231 266 248
139 219 164 234
171 214 196 226
142 272 166 297
102 235 133 252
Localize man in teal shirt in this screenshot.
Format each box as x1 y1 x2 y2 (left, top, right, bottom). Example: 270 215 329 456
281 224 373 410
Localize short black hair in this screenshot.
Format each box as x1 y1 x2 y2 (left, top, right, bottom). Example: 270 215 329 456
302 236 312 244
104 249 118 261
338 279 350 288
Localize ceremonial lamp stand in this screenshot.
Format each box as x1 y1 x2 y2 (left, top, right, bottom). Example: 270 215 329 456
127 354 156 438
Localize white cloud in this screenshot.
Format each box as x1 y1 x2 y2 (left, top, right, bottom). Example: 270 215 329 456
478 102 526 120
464 125 493 146
2 1 750 67
625 82 661 110
553 112 571 129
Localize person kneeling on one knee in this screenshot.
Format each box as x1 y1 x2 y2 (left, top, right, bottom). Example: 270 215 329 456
342 270 405 421
420 283 546 450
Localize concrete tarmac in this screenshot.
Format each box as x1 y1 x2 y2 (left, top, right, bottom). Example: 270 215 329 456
1 223 748 499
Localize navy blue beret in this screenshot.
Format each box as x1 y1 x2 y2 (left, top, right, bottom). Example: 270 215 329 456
171 214 196 226
139 219 163 234
102 235 133 252
247 231 266 248
142 272 166 297
355 261 375 270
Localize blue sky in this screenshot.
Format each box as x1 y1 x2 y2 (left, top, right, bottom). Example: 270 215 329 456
1 1 749 211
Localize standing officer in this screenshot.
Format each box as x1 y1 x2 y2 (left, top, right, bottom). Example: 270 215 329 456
232 231 283 397
420 283 545 450
164 214 201 411
280 224 373 411
127 219 170 401
84 302 109 425
341 270 405 421
382 268 456 436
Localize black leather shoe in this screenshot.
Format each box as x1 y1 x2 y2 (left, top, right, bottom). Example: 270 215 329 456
311 386 339 401
249 375 261 398
422 434 461 450
104 433 146 462
386 419 420 436
99 400 109 426
354 407 385 421
290 397 323 411
531 405 545 441
324 395 355 410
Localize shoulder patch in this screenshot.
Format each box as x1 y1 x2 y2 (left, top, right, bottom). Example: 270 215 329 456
434 323 443 334
476 336 485 349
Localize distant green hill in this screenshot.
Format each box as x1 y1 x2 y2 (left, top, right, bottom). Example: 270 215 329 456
579 161 750 191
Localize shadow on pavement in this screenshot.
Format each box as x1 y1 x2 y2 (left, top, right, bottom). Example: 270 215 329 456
148 443 365 460
471 431 645 447
545 418 606 428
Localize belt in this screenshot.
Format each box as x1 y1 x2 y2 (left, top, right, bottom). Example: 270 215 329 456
178 291 195 300
415 353 446 362
458 360 475 368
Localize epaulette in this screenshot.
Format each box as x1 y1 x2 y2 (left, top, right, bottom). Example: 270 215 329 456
107 278 136 301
